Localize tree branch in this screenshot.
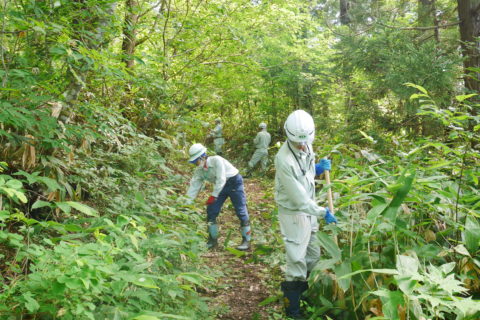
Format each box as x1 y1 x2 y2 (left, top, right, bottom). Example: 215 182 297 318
200 60 250 69
378 20 460 31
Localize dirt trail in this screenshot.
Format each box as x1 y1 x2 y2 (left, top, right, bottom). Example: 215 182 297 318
200 178 282 320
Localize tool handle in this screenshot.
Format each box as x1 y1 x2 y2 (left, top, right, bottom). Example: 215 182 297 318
324 168 338 245
324 169 335 215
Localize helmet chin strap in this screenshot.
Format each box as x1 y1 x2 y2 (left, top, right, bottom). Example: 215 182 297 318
197 156 207 168
289 140 307 152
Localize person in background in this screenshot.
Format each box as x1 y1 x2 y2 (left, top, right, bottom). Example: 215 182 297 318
244 122 271 178
209 118 224 155
186 143 251 251
274 110 337 319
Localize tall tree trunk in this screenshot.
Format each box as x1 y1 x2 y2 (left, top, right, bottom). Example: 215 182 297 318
418 0 438 41
457 0 480 106
418 0 439 135
339 0 350 25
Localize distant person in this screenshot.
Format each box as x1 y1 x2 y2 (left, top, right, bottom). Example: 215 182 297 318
274 110 337 319
209 118 224 155
244 122 271 178
186 143 251 251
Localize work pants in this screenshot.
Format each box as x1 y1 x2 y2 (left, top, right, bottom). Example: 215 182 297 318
207 174 249 224
248 148 268 171
279 213 320 281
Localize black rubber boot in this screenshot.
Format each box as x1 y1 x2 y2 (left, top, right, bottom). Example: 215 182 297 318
281 281 308 319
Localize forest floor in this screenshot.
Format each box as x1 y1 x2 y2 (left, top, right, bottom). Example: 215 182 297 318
200 177 283 320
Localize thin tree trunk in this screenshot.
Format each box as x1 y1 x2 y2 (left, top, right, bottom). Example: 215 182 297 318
122 0 139 71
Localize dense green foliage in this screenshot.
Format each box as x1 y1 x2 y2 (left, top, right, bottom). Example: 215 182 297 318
1 0 479 319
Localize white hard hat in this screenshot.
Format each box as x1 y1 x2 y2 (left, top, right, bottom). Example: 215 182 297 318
259 122 267 129
215 118 221 123
284 110 315 144
188 143 207 162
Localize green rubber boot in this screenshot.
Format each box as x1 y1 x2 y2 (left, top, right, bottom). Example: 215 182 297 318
236 223 251 251
207 223 218 249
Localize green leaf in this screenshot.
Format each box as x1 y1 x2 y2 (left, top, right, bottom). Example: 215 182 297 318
367 203 388 222
65 201 98 217
258 295 279 307
22 292 40 312
396 255 419 276
464 216 480 253
334 261 352 292
36 176 63 192
381 170 415 221
177 272 211 286
453 244 471 257
132 276 159 289
316 232 341 262
132 313 190 320
452 297 480 316
405 82 428 94
425 160 455 170
337 268 399 280
313 258 338 271
374 289 404 319
10 189 27 203
5 179 22 189
358 131 376 144
439 262 456 275
455 93 477 102
55 202 71 214
31 200 52 209
225 246 247 257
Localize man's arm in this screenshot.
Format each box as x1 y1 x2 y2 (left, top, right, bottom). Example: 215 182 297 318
186 170 204 202
277 162 326 217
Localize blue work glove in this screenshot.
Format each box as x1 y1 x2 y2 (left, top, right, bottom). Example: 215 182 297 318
324 208 337 224
315 158 331 176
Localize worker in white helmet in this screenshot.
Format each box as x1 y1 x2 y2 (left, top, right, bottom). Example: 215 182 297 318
186 143 251 250
244 122 271 178
208 118 224 155
274 110 337 318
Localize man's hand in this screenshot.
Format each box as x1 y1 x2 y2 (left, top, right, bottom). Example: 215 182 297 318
324 208 337 224
206 196 217 205
315 159 331 176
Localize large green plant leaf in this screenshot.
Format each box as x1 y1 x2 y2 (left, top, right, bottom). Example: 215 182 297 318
396 255 419 277
382 170 416 221
464 216 480 254
317 231 341 262
65 201 98 217
373 289 404 319
334 261 352 292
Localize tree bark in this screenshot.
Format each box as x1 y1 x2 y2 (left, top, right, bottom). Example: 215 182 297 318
457 0 480 102
418 0 439 41
122 0 140 71
339 0 350 25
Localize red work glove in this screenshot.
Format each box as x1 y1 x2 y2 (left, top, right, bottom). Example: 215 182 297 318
206 196 216 205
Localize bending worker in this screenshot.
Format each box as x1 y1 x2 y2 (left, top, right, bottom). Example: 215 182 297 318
274 110 337 319
245 122 271 178
186 143 251 251
209 118 224 155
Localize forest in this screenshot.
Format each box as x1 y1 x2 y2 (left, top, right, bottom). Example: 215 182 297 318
0 0 479 319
